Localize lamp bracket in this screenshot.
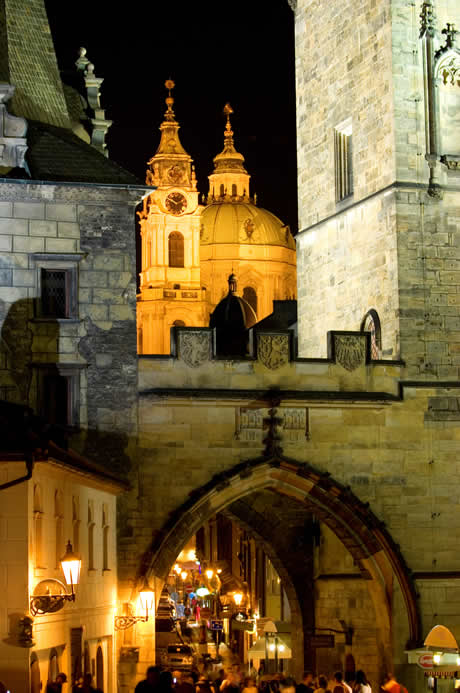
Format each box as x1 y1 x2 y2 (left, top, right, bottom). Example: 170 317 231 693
114 615 148 631
30 593 75 617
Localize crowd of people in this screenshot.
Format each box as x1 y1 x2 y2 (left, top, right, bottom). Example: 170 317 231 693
134 666 408 693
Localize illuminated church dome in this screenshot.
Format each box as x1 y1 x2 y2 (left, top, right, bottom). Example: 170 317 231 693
200 104 297 323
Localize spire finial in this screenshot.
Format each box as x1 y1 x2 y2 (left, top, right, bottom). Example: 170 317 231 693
223 103 234 143
164 79 176 120
228 272 237 294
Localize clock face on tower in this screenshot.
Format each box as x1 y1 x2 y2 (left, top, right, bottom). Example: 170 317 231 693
165 192 187 215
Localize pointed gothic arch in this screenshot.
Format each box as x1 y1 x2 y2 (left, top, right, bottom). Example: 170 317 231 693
142 456 420 661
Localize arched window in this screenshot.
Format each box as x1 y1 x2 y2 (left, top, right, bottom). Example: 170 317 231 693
96 645 104 691
243 286 258 316
231 184 237 196
55 491 64 569
137 326 143 355
88 501 95 571
102 504 109 571
168 232 184 268
173 320 186 327
34 484 44 568
220 184 225 197
72 496 80 553
361 309 382 359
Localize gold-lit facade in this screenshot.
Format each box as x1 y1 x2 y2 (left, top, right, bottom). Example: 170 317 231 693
137 89 297 354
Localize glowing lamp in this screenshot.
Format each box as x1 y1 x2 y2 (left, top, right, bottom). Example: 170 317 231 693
269 643 276 652
433 653 442 665
233 592 243 606
217 568 222 574
139 579 155 618
196 586 210 597
456 656 460 667
279 644 285 652
206 569 214 580
60 541 81 589
114 578 154 630
174 563 181 575
181 571 187 581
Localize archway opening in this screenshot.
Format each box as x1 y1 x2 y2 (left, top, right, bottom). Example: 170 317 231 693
147 459 419 682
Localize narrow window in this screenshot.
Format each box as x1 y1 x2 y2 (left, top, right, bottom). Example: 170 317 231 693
72 496 80 553
334 119 353 201
102 504 109 571
43 374 69 425
41 268 70 318
231 184 237 196
88 502 95 571
55 491 64 569
34 485 44 568
220 184 225 197
96 646 104 691
168 232 184 268
361 309 382 359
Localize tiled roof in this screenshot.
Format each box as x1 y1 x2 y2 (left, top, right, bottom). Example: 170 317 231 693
25 120 143 186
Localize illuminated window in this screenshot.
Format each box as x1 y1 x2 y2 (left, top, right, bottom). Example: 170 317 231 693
168 232 184 268
361 309 382 359
334 119 353 201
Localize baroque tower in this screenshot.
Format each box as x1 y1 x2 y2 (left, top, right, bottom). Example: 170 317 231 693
137 81 207 354
294 0 460 379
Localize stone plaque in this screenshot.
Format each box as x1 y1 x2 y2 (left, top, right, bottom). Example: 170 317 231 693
334 334 367 372
178 330 211 368
257 334 290 370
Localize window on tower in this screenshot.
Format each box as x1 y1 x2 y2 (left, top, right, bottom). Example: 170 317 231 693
334 119 353 201
168 232 184 268
243 286 258 315
361 309 382 359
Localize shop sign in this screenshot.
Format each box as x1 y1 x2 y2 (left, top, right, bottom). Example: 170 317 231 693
309 634 335 648
210 620 224 631
418 654 434 669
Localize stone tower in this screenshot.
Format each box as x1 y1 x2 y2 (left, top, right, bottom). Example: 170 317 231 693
137 80 207 354
294 0 460 379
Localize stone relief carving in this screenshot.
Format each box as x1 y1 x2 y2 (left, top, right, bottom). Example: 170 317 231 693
0 84 28 170
334 334 367 372
257 334 290 370
236 407 309 442
178 330 211 368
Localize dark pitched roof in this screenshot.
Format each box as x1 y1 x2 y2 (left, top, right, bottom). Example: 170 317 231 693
24 120 144 186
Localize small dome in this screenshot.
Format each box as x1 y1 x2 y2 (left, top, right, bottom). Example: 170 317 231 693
201 202 295 249
210 274 257 330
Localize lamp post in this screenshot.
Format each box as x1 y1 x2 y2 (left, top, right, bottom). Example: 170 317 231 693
114 578 155 630
30 540 82 616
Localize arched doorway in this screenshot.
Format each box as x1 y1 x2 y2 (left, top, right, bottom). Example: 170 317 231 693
96 646 103 691
141 457 420 680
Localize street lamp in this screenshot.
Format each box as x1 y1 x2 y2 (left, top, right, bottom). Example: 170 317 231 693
233 592 243 607
114 578 155 630
30 540 81 616
205 569 214 580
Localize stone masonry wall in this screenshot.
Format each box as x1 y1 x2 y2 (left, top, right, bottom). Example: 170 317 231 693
130 353 460 684
294 0 394 233
296 189 399 358
0 181 141 473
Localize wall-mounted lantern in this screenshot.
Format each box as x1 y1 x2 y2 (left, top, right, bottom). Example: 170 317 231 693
114 578 155 630
30 541 81 616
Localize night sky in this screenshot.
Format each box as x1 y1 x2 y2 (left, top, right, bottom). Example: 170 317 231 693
44 0 298 232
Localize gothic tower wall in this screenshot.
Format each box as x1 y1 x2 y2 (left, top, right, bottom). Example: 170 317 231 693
295 0 460 379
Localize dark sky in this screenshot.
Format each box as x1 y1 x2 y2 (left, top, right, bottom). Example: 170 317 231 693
45 0 298 232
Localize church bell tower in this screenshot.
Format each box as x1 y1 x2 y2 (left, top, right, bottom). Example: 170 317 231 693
137 81 207 354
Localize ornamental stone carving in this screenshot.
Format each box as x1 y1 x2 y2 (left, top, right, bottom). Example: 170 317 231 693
178 330 211 368
257 334 290 370
334 334 367 372
0 84 28 169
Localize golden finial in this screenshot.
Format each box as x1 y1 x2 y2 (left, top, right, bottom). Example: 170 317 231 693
223 103 234 136
164 79 175 119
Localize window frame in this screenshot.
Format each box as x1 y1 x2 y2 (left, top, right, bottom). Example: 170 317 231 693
33 253 83 321
34 363 83 427
334 118 353 203
168 232 185 268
